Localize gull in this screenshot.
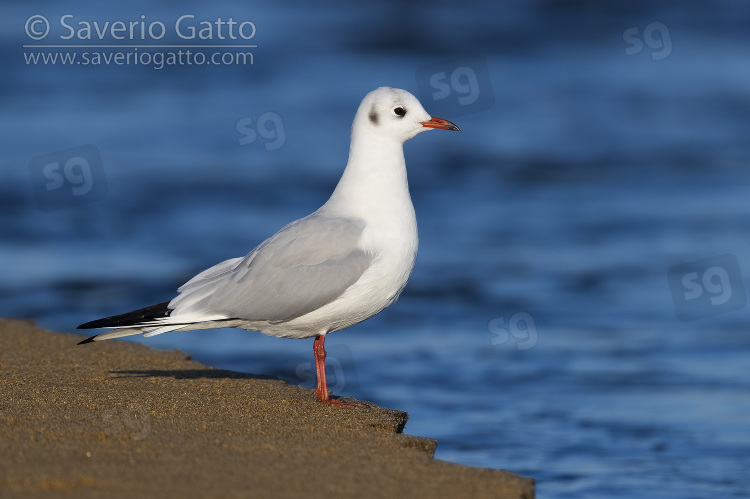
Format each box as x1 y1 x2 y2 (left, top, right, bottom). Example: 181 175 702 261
77 87 459 406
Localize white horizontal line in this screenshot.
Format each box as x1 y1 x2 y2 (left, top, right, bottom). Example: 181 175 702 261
22 45 258 48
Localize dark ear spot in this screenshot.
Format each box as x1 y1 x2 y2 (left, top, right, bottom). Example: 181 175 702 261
368 107 379 126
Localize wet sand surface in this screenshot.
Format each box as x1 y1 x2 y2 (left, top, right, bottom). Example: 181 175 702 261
0 318 534 498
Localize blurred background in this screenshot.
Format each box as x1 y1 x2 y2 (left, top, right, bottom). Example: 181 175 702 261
2 1 750 497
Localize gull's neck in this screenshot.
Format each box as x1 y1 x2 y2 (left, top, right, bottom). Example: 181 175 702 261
322 131 412 220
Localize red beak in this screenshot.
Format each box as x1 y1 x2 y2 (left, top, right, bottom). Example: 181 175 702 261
420 116 460 131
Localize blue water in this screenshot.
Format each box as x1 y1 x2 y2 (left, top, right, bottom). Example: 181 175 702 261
3 2 750 497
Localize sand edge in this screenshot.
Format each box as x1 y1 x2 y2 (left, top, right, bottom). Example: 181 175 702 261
0 318 534 499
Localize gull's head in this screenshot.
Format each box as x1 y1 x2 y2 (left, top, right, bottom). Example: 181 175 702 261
353 87 459 143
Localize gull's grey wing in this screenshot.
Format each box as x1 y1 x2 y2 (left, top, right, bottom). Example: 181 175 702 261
168 215 372 323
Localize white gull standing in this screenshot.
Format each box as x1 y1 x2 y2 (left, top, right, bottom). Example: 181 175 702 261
78 87 459 406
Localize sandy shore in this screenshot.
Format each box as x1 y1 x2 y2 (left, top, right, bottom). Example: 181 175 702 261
0 318 534 498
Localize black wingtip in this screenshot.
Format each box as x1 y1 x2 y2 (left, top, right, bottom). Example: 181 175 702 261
77 335 98 345
77 301 172 330
77 320 102 330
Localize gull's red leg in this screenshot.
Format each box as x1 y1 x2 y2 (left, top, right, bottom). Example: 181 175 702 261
312 335 359 408
313 335 329 402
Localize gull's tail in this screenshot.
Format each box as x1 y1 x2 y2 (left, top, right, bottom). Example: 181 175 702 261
76 328 147 344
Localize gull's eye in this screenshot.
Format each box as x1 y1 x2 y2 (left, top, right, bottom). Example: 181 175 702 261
393 107 406 117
